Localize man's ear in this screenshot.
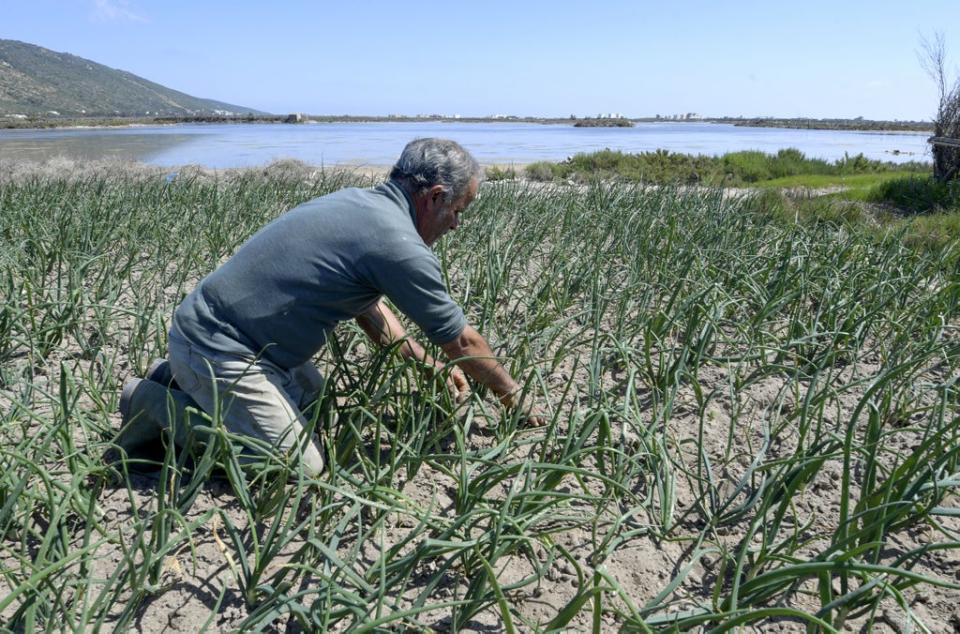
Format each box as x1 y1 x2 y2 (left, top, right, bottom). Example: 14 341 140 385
428 185 446 207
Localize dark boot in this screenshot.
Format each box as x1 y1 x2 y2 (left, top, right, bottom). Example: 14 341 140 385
146 358 180 390
110 378 206 462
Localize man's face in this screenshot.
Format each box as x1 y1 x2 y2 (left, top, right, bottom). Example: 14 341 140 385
416 178 479 246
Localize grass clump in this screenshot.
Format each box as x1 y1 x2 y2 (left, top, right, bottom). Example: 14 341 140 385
866 175 960 214
483 165 518 181
523 160 564 181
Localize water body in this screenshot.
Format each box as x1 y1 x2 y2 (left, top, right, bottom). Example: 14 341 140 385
0 121 931 168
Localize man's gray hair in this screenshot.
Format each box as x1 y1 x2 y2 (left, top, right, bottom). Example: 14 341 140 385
389 138 482 202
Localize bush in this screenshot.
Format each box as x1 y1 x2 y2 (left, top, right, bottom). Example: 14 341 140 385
902 212 960 249
799 198 868 226
722 151 773 183
770 149 830 178
743 190 865 226
485 165 517 181
525 162 561 181
868 176 960 214
741 189 790 221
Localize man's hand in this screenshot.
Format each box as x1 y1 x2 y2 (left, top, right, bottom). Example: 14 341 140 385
499 388 547 428
441 325 549 427
422 361 471 403
355 302 472 404
521 405 548 428
446 365 471 403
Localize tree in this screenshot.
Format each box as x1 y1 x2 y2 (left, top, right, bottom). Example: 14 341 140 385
920 32 960 181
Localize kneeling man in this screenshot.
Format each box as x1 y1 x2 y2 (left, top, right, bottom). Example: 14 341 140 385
119 138 541 475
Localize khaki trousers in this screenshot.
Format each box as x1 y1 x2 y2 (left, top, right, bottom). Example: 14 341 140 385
167 324 326 477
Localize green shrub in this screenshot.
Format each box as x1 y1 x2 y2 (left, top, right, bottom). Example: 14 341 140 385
798 198 868 226
485 165 517 181
722 151 773 183
901 211 960 249
771 148 831 178
741 188 791 221
525 161 561 181
743 190 866 227
867 176 960 214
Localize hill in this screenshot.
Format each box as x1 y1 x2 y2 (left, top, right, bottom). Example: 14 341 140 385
0 39 266 117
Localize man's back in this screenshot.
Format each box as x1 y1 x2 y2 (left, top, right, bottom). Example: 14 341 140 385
173 180 465 369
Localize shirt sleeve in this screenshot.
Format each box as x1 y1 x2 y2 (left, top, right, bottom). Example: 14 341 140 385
362 243 467 345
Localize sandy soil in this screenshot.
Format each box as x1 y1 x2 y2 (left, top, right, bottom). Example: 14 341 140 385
1 326 954 632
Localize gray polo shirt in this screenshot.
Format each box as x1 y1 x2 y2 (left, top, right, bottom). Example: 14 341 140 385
172 180 467 369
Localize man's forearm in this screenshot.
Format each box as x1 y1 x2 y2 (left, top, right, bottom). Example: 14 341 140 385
355 300 440 367
440 325 520 400
358 311 530 414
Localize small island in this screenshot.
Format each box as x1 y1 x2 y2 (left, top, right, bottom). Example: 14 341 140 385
573 117 634 128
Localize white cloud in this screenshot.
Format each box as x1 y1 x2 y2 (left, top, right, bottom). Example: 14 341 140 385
92 0 148 23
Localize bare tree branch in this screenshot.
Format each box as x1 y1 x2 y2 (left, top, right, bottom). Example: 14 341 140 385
920 32 960 180
918 31 947 100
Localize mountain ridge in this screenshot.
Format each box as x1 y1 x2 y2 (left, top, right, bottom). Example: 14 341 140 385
0 39 267 117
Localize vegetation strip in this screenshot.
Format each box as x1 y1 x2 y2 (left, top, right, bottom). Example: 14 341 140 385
0 162 957 630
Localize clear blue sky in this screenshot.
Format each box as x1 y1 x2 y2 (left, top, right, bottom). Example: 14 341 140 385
3 0 958 120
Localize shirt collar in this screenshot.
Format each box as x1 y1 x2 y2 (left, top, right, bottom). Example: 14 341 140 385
377 179 418 225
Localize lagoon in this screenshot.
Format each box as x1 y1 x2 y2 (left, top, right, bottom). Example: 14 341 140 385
0 121 931 168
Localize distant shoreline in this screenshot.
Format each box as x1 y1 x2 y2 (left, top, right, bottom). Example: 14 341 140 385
0 114 934 134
